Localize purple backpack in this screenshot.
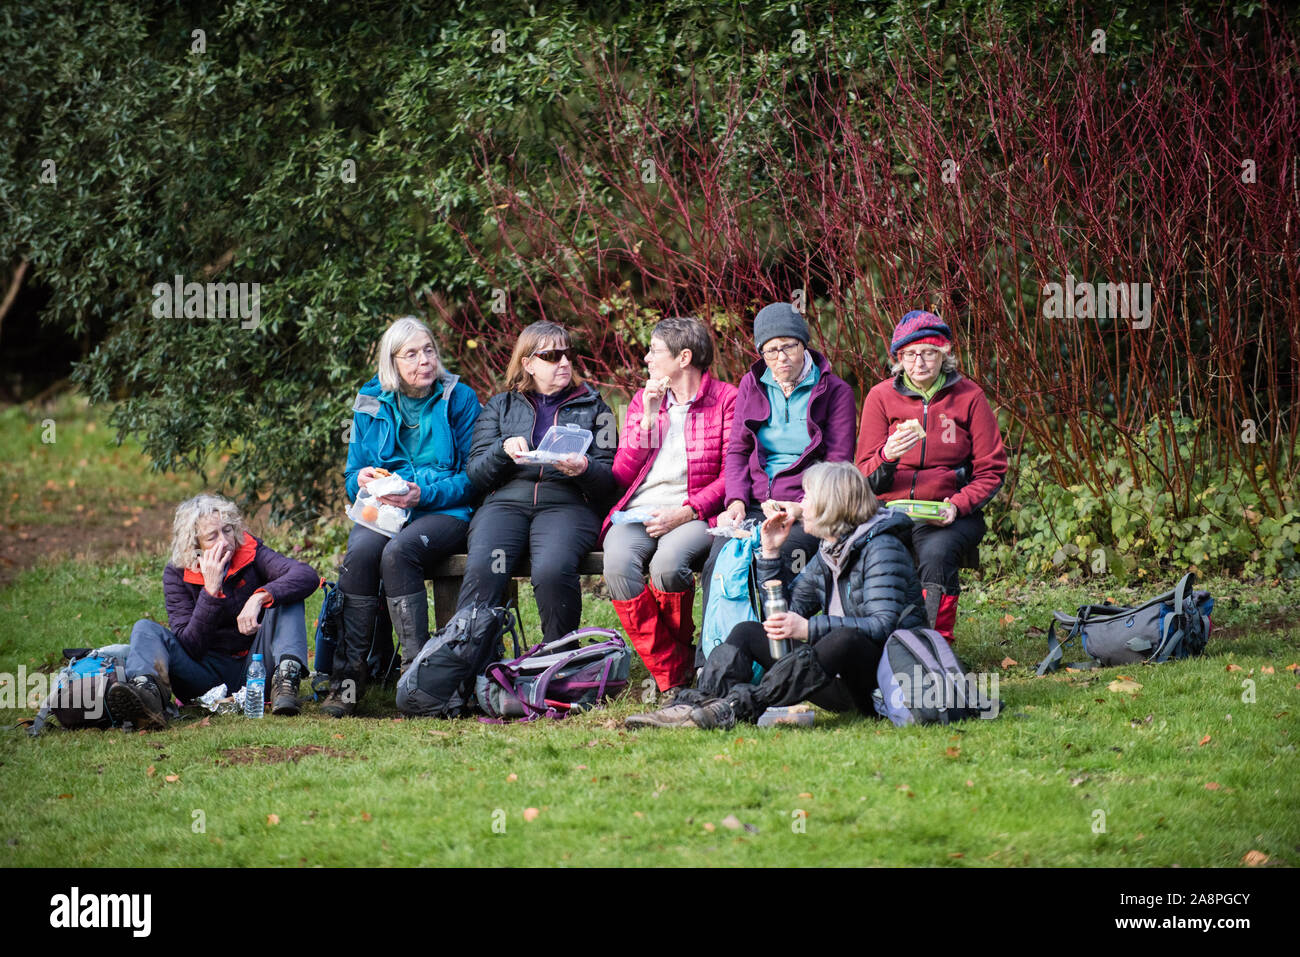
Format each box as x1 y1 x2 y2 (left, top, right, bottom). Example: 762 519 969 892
475 628 630 721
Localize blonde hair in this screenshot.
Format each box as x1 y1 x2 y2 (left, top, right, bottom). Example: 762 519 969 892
504 321 584 393
170 493 244 569
377 316 441 393
801 462 879 541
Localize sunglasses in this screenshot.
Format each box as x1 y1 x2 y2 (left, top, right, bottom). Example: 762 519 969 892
531 348 576 364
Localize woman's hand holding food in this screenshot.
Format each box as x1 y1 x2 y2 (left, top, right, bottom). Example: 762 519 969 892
882 419 924 461
761 499 803 522
641 376 671 423
503 436 530 460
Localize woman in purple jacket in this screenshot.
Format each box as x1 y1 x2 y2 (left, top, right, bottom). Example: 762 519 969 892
106 493 320 729
701 302 858 611
602 317 737 696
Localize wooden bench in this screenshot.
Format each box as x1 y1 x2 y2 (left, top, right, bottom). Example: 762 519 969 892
428 552 606 630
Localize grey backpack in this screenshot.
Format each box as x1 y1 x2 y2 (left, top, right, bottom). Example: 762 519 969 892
874 627 1002 726
1035 573 1214 675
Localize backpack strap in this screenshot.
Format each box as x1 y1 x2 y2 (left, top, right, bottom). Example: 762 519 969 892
1151 572 1196 662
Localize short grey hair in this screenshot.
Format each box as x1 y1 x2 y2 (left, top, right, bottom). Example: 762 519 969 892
890 345 960 379
377 316 441 393
801 461 879 541
170 493 244 569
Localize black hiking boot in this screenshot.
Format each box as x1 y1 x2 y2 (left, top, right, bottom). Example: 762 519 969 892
106 675 168 730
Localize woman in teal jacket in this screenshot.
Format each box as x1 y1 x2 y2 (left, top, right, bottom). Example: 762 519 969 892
322 316 481 718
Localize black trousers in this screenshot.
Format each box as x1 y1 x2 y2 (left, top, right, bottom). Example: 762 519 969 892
338 512 470 597
910 510 985 594
691 620 885 722
456 499 601 643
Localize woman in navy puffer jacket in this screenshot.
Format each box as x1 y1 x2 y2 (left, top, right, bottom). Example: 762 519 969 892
628 461 926 729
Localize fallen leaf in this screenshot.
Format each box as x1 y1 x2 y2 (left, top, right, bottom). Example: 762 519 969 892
506 773 518 782
1285 663 1299 672
427 730 450 737
797 792 813 798
1205 782 1221 791
702 822 715 832
1026 625 1046 637
721 815 743 831
266 814 280 825
1241 850 1269 867
965 779 974 787
1261 665 1274 674
1000 657 1018 668
333 733 345 739
146 765 155 777
1108 679 1143 694
361 812 372 822
633 811 644 818
999 614 1016 626
948 852 964 858
1226 664 1243 672
164 774 179 783
574 764 587 770
57 793 73 799
1070 775 1089 787
945 746 961 758
1199 734 1212 746
523 807 540 822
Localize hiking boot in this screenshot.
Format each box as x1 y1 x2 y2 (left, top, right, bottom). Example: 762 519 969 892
689 697 737 730
625 702 699 729
319 678 359 719
271 658 305 716
106 676 167 730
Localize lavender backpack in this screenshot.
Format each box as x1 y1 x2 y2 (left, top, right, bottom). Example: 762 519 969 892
475 627 630 721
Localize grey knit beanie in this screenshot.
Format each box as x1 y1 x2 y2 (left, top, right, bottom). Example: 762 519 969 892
752 302 810 350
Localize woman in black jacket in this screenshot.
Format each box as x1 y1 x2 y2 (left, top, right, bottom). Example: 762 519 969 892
457 321 617 641
627 460 926 729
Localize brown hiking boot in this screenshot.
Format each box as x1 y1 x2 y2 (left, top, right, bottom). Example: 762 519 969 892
271 659 305 716
319 677 359 718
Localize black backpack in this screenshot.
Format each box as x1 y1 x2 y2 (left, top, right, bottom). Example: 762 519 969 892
1036 573 1214 675
395 602 522 717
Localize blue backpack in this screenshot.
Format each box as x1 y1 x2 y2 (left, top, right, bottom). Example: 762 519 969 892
701 528 764 682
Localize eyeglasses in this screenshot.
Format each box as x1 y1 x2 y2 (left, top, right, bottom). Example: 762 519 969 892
395 345 437 363
531 348 575 364
761 342 804 360
898 348 943 364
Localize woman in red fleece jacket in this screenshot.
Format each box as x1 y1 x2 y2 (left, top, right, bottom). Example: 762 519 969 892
855 311 1007 642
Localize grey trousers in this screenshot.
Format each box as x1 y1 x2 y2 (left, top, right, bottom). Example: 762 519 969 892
602 519 713 600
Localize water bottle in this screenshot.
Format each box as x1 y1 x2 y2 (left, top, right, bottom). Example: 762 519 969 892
762 580 790 661
244 654 265 719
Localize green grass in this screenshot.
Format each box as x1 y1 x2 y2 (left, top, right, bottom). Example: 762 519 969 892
2 394 1297 866
0 393 201 528
1 552 1297 867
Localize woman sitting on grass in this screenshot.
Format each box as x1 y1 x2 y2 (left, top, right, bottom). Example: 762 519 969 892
107 493 319 729
627 461 926 730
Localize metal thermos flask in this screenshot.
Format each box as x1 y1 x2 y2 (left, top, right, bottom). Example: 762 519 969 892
763 579 789 660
